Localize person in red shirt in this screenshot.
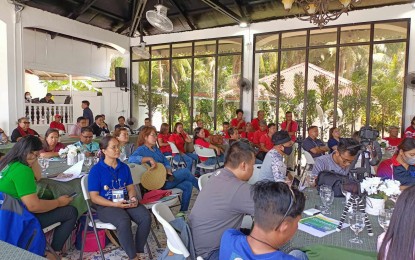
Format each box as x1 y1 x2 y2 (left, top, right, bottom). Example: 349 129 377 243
228 127 240 146
40 128 66 158
158 123 172 156
50 114 66 132
384 126 403 148
194 127 224 165
196 119 210 138
230 109 246 133
169 122 198 172
280 111 298 142
222 122 230 139
253 120 268 148
245 122 255 143
251 110 265 131
257 123 277 161
405 116 415 139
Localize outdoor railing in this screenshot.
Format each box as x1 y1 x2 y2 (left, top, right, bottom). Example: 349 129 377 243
24 103 73 126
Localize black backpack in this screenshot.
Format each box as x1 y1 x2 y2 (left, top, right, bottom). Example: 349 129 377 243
316 170 348 197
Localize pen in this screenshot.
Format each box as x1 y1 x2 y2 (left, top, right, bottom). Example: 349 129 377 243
312 212 321 216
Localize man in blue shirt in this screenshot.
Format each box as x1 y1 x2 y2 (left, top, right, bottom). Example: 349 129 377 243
302 126 329 158
220 181 307 260
82 100 94 126
73 127 99 156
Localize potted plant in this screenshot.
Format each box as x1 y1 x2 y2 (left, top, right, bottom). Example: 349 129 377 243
59 145 80 165
360 177 401 215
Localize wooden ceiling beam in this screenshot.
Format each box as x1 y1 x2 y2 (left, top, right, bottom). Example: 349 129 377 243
200 0 243 24
169 0 197 30
67 0 98 20
128 0 147 37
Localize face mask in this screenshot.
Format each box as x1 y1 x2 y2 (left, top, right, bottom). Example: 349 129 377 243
25 95 31 99
284 146 293 155
404 154 415 165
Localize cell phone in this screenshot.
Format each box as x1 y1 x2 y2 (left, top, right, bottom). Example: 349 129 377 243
68 192 78 198
123 200 132 204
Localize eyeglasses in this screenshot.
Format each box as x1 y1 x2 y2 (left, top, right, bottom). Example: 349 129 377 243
275 184 296 230
149 133 157 137
23 122 30 124
338 152 354 165
82 135 93 139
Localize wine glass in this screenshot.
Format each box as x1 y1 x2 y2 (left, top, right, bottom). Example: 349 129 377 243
319 188 334 215
306 171 316 192
348 211 365 244
84 157 93 173
378 209 393 232
38 158 49 176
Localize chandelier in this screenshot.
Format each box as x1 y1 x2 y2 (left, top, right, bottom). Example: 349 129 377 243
281 0 361 28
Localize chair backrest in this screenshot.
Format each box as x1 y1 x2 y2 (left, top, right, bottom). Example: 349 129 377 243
80 175 90 200
248 164 262 185
168 141 180 154
194 145 216 158
198 172 214 190
152 203 190 257
302 150 315 165
128 163 148 185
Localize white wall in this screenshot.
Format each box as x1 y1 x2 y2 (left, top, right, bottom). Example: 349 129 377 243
132 3 415 125
101 85 131 130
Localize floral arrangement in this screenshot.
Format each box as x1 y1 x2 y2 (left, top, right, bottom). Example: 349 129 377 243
379 139 390 149
360 177 401 199
59 145 80 157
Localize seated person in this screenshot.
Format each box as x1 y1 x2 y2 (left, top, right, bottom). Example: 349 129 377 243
101 114 109 129
39 93 55 104
244 122 255 143
327 127 341 153
114 128 135 158
69 116 88 138
189 141 256 259
384 126 403 149
392 138 415 187
169 122 198 172
11 117 40 142
404 116 415 139
194 127 224 165
129 126 199 216
222 122 230 139
0 136 77 258
257 123 277 161
253 120 268 148
196 119 210 138
228 127 240 146
40 128 66 158
220 181 306 260
88 136 151 260
49 114 66 132
114 116 133 134
230 109 246 133
378 185 415 259
260 131 294 182
377 158 394 180
312 138 360 177
0 128 9 143
73 127 99 156
91 115 110 137
137 118 155 132
157 123 172 156
251 110 265 131
302 126 329 158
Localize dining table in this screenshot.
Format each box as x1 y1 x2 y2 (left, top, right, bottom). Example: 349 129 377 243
281 188 383 255
0 240 45 260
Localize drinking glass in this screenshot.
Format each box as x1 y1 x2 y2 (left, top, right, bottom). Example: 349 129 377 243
84 157 93 173
38 158 49 175
348 211 365 244
319 188 334 215
306 172 316 192
378 209 393 232
119 152 127 162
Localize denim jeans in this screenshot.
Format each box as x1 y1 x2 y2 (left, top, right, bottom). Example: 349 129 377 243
289 249 309 260
174 153 198 172
201 154 224 166
163 168 199 212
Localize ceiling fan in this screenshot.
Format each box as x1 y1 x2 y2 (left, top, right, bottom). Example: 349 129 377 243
132 24 150 59
146 3 173 32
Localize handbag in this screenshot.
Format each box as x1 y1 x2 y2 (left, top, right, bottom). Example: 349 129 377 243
210 135 223 145
139 190 172 204
316 170 349 197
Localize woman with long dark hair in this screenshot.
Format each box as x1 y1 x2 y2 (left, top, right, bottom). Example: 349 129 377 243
378 185 415 259
40 128 66 158
168 122 198 172
129 126 199 216
158 123 172 156
88 136 151 260
328 127 341 153
0 136 77 257
392 138 415 187
193 127 224 165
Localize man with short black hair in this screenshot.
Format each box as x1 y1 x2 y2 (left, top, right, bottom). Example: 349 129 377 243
137 118 152 132
220 181 307 260
69 116 88 137
82 100 93 126
40 93 55 104
115 116 133 134
302 126 329 158
251 110 265 131
73 127 99 156
196 119 210 137
312 138 360 177
189 141 256 260
91 115 110 137
231 109 246 133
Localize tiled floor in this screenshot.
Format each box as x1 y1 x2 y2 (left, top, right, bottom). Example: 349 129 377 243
64 190 198 260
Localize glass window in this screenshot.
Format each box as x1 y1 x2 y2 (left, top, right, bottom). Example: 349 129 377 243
151 60 170 131
281 31 307 49
172 42 192 57
340 24 371 44
255 33 279 51
151 44 170 59
131 61 150 125
218 37 242 54
195 40 216 56
193 57 216 132
309 27 337 46
374 21 408 41
171 59 192 133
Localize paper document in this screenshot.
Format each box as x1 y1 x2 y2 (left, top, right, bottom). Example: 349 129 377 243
299 214 349 238
49 160 84 182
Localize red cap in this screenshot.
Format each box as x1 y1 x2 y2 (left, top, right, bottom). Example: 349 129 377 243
54 114 62 118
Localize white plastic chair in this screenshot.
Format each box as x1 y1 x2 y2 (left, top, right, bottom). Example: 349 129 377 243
247 164 262 185
194 145 224 173
168 142 187 169
198 172 214 191
301 150 315 176
43 222 61 259
152 203 204 260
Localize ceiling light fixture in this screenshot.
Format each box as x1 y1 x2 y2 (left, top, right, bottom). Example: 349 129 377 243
282 0 361 28
239 21 249 28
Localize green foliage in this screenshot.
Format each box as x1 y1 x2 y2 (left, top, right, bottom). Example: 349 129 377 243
109 56 124 80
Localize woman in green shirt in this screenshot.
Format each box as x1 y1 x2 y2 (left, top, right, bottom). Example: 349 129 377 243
0 135 77 258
